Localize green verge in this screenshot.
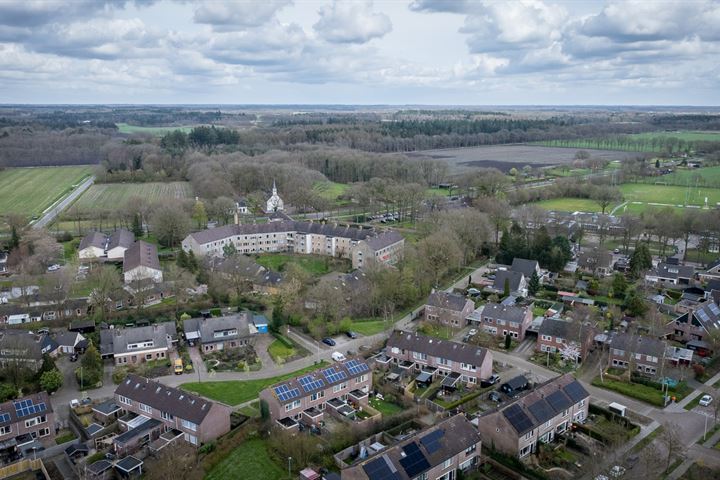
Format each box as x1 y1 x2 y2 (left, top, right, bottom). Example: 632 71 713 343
206 438 287 480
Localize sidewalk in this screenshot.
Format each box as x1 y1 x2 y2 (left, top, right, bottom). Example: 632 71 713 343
670 370 720 411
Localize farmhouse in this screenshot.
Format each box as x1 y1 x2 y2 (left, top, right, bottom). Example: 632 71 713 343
0 392 57 451
78 231 107 260
341 414 481 480
100 322 177 365
474 374 589 458
645 262 695 285
385 330 493 386
123 241 163 284
667 301 720 343
107 229 135 262
536 318 594 362
423 291 475 328
182 314 255 353
473 302 533 341
115 374 231 448
259 357 372 430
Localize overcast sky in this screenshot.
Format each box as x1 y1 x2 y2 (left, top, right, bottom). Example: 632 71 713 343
0 0 718 105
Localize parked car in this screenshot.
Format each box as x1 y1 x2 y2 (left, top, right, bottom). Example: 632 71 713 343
468 328 478 337
322 337 336 347
488 391 502 403
69 353 78 362
609 465 626 477
47 264 60 272
346 331 358 339
467 288 481 297
613 248 620 254
174 358 184 375
481 374 501 388
37 328 50 335
331 351 346 362
699 394 713 407
69 399 80 409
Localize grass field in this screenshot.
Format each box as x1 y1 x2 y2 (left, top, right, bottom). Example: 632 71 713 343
619 183 720 207
267 340 296 363
181 361 327 405
71 182 193 214
256 253 345 276
0 166 93 224
313 181 349 204
534 197 605 213
629 131 720 142
645 166 720 188
369 397 403 416
206 439 287 480
349 319 388 336
116 123 194 135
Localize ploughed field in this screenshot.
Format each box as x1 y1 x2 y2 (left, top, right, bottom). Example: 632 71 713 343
69 182 193 215
406 145 638 172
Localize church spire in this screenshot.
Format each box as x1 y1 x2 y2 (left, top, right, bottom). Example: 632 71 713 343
272 179 277 195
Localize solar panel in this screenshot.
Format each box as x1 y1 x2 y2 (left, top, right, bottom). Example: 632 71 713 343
345 359 370 376
546 390 573 412
322 367 348 384
698 310 709 322
710 303 720 315
298 375 325 393
527 399 555 424
503 404 534 434
0 413 9 423
399 442 430 478
13 399 45 418
419 429 444 455
563 381 588 403
363 455 399 480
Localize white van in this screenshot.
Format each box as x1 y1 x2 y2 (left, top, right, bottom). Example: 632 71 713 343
331 351 346 362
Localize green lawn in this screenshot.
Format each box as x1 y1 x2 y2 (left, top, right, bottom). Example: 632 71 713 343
534 197 606 213
646 166 720 189
313 181 349 204
0 166 93 224
268 340 296 363
181 361 328 405
619 183 720 207
417 323 455 340
116 123 194 135
591 377 690 407
369 397 403 416
536 131 720 153
629 130 720 143
349 319 388 336
256 253 343 276
206 439 287 480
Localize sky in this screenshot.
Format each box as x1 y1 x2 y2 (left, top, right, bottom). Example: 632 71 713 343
0 0 718 105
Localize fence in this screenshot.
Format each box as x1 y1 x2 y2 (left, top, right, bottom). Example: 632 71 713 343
0 459 49 480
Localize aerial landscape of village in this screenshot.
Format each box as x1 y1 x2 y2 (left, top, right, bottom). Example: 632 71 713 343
1 1 719 480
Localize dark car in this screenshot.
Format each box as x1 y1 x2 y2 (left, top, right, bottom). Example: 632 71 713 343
481 374 501 388
322 337 336 347
489 391 502 403
69 353 79 362
346 331 358 339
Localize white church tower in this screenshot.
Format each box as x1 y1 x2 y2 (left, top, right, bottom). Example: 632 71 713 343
266 180 284 212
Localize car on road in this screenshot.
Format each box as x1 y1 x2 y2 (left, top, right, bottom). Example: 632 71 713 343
331 351 346 362
699 394 713 407
346 331 358 339
47 264 60 272
322 337 336 347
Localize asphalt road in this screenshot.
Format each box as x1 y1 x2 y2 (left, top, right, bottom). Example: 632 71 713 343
31 175 94 229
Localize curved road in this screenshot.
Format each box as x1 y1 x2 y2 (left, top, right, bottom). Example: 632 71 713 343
32 175 95 229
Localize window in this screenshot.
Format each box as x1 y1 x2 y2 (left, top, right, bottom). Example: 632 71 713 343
161 411 174 421
459 458 474 471
497 319 505 326
145 354 153 360
524 430 533 440
562 409 569 417
635 353 642 360
310 391 325 401
24 415 46 428
556 337 564 343
520 445 532 457
461 363 476 372
465 445 476 455
284 400 301 412
333 382 348 393
578 400 585 408
0 425 10 435
442 458 452 469
119 395 132 406
412 351 427 361
438 357 452 367
185 433 198 445
541 335 552 341
356 374 368 383
180 419 197 431
38 427 50 437
139 403 152 414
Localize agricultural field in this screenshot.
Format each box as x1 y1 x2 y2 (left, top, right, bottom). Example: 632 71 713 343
0 166 93 225
70 182 193 214
407 145 637 173
537 130 720 153
116 123 194 135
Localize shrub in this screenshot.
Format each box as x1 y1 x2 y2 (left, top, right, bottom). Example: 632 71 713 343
693 364 705 379
209 308 222 317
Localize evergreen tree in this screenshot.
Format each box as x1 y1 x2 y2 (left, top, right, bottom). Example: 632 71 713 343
188 250 199 273
132 213 143 238
528 271 540 296
223 243 237 257
624 289 648 317
176 248 188 269
612 273 628 298
629 243 652 277
9 226 19 250
503 277 510 297
504 333 512 350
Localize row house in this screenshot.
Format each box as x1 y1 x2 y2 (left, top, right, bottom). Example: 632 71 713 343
667 301 720 343
474 374 589 458
0 298 88 324
423 291 475 328
0 392 57 458
645 262 695 286
473 302 533 341
536 318 594 362
259 357 372 430
114 374 231 452
341 414 481 480
182 314 256 353
385 330 493 385
100 322 178 365
607 332 666 376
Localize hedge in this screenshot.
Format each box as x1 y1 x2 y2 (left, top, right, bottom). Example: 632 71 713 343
210 308 222 317
272 332 294 349
591 377 665 406
488 450 550 480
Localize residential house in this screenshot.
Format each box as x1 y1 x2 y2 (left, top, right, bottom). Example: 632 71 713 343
385 330 493 386
123 241 163 284
577 248 613 277
54 329 85 354
107 229 135 262
182 314 255 353
473 302 533 341
259 357 372 430
0 392 57 452
78 232 107 260
491 270 527 297
341 414 481 480
100 322 177 365
645 262 695 286
0 330 48 371
667 301 720 343
608 332 666 376
474 374 589 458
423 291 475 329
511 258 540 279
699 259 720 282
536 318 594 362
114 374 232 449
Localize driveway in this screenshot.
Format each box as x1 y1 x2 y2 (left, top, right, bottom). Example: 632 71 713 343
188 346 207 378
253 334 276 368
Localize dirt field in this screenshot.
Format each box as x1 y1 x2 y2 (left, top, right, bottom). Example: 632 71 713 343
407 145 639 172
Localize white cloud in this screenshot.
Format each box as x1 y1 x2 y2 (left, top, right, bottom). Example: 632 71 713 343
313 1 392 44
193 1 291 30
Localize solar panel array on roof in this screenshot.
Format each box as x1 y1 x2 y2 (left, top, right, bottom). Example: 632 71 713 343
546 390 573 411
420 428 444 455
399 442 431 478
13 399 46 418
0 413 9 423
298 375 325 393
563 381 588 403
527 399 555 424
345 359 370 376
503 404 534 434
709 303 720 316
322 367 348 383
363 455 399 480
698 309 710 323
274 384 300 402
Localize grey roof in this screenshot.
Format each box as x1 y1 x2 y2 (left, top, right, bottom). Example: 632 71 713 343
706 258 720 273
387 330 489 367
115 375 218 425
79 231 106 251
86 459 113 475
40 335 59 355
182 314 251 344
492 270 525 293
114 418 161 444
108 229 134 250
511 258 539 277
0 392 53 427
364 230 404 251
100 322 176 356
426 291 469 311
92 400 121 416
609 333 665 357
649 263 695 281
676 302 720 331
480 303 529 323
115 455 143 473
344 414 480 480
538 318 585 341
54 329 81 348
123 240 161 273
0 330 44 361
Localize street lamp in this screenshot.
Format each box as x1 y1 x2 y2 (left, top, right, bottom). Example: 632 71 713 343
288 456 292 479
